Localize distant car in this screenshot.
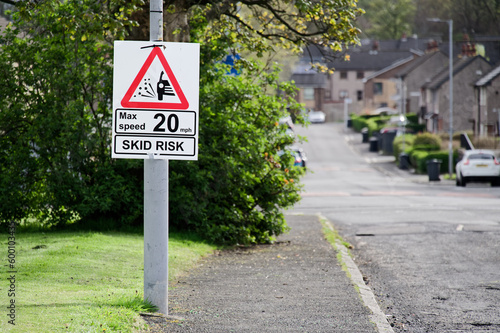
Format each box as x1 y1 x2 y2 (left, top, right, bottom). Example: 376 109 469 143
290 146 307 167
455 150 500 187
369 107 398 116
279 115 294 131
277 146 307 167
308 110 326 123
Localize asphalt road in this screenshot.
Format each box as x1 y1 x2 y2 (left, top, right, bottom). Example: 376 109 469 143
292 123 500 332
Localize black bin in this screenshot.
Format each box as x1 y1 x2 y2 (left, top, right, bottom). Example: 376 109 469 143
369 137 379 152
399 153 410 170
361 128 369 143
381 129 397 154
426 159 442 181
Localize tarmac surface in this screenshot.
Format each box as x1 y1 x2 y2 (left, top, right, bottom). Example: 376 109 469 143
143 214 385 332
141 127 450 332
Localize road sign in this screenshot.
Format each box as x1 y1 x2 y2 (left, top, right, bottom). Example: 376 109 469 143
112 41 199 160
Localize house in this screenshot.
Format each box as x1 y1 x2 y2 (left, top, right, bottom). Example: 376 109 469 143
474 65 500 136
362 55 416 112
291 37 428 121
421 55 492 133
394 50 449 117
291 61 328 113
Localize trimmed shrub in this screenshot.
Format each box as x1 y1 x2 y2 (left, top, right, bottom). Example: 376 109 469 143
350 114 369 132
410 149 459 174
393 134 415 159
413 132 442 147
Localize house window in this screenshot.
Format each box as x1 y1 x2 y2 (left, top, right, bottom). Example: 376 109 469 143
373 82 383 95
339 90 348 99
357 71 364 79
340 71 348 79
357 90 363 101
303 88 314 100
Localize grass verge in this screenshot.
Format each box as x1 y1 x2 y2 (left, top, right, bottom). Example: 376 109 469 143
0 226 217 332
318 215 354 276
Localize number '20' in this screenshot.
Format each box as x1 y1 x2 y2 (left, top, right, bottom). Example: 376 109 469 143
154 113 179 132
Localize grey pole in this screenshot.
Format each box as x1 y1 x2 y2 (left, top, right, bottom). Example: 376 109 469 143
427 18 453 177
401 78 406 152
448 19 453 178
144 0 169 314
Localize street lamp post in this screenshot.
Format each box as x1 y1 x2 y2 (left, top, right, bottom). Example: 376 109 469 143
428 18 453 177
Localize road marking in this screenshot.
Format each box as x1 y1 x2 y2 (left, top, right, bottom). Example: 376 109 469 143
456 224 464 231
437 192 497 198
322 216 395 333
301 191 351 197
361 191 422 196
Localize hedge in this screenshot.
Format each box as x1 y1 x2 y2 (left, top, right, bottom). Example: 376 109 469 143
410 150 458 174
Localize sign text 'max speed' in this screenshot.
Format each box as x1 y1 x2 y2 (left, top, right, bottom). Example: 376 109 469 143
112 41 200 160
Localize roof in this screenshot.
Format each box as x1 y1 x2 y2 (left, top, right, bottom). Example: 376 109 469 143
423 56 489 90
395 50 447 78
357 37 435 53
475 64 500 87
327 50 417 71
290 62 327 88
300 39 429 72
363 56 415 82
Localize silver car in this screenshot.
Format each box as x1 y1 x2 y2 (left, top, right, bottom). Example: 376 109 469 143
308 110 326 123
455 149 500 187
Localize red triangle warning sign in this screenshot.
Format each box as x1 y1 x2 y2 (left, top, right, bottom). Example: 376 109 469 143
121 47 189 110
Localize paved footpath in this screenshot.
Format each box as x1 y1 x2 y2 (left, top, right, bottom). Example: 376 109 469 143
143 214 386 332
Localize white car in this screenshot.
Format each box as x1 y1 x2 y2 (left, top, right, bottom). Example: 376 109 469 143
308 110 326 123
369 107 398 116
455 149 500 187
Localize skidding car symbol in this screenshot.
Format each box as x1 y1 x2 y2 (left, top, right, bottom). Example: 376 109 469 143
157 71 175 100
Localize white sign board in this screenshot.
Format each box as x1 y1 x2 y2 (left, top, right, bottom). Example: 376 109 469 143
112 41 200 159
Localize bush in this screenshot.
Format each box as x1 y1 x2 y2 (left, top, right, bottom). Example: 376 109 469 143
406 122 426 133
0 1 144 228
413 132 442 147
350 114 369 132
410 149 458 174
365 118 380 136
473 136 498 149
350 114 391 136
0 1 307 245
166 27 307 244
406 113 419 124
393 134 415 159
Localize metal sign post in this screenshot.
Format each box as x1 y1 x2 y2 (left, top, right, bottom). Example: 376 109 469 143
111 0 199 315
144 0 168 315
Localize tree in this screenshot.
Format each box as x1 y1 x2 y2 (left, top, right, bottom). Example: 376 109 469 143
129 1 364 63
0 0 363 244
449 0 500 36
359 0 416 39
0 0 144 227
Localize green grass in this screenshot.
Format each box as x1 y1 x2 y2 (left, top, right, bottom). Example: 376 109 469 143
318 215 353 276
0 227 217 332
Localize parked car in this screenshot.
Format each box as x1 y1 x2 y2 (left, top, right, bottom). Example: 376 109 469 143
290 146 307 167
455 149 500 187
277 146 307 167
308 110 326 123
368 107 399 116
